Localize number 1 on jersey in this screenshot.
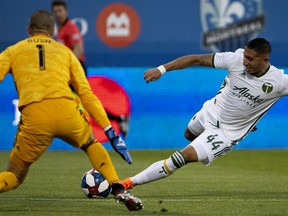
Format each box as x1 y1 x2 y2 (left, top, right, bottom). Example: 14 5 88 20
36 44 45 71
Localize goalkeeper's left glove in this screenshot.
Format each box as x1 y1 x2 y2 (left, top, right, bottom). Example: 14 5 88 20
105 127 132 164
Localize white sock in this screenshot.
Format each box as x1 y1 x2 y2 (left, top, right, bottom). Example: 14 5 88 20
131 151 186 185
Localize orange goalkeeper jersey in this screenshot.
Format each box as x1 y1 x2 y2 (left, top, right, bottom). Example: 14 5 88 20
0 34 110 128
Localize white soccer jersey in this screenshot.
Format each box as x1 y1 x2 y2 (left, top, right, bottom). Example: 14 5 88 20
208 48 288 142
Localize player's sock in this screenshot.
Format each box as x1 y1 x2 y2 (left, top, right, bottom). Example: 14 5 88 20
85 141 120 185
0 171 20 192
131 151 186 186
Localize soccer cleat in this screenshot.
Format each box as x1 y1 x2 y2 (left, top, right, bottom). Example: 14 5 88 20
114 190 143 211
120 177 134 190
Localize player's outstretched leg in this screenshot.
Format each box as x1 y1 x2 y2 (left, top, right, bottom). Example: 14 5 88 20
121 151 187 190
111 183 143 211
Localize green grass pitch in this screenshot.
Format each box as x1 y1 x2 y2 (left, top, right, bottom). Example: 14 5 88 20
0 149 288 215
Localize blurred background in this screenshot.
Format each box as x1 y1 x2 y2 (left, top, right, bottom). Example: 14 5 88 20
1 0 288 150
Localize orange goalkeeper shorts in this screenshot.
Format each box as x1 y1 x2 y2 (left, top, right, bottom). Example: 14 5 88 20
10 98 94 165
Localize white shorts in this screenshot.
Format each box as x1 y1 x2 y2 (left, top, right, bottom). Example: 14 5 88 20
187 101 234 165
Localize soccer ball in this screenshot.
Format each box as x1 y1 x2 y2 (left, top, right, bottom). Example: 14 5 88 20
81 168 111 198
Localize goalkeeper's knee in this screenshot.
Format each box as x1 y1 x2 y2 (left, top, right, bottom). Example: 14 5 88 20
0 171 20 192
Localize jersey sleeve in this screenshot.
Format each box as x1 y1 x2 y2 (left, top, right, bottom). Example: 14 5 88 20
280 72 288 96
213 48 244 71
0 49 11 82
67 23 82 46
69 53 110 128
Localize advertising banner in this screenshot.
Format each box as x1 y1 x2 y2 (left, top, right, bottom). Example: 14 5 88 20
1 67 288 150
0 0 288 67
1 1 288 150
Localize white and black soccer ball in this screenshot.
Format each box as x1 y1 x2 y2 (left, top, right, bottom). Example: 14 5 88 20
81 168 111 198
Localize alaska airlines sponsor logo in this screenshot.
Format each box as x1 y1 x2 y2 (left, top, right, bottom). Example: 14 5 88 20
233 86 264 106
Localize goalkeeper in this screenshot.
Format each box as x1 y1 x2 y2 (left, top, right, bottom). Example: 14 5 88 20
0 10 141 211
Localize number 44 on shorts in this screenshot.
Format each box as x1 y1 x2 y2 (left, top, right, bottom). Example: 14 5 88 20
206 134 224 150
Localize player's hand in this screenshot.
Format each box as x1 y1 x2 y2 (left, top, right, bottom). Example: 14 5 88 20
144 68 162 83
105 127 132 164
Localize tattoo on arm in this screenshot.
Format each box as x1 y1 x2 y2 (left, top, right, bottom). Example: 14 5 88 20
200 54 213 66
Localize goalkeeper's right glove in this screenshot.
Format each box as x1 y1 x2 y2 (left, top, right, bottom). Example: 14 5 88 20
105 127 132 164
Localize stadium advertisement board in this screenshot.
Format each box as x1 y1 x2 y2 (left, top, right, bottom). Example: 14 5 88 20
0 0 288 67
1 67 288 150
1 0 288 150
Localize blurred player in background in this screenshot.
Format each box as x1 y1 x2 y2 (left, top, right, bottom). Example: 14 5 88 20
51 0 132 163
121 38 288 190
51 0 86 74
0 10 142 211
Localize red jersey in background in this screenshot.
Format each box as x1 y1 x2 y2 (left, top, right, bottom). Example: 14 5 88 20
56 18 85 62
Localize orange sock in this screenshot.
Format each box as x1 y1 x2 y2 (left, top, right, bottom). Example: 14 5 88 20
0 171 20 192
85 141 120 185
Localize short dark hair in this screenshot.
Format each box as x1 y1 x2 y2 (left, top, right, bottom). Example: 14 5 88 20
51 0 67 9
246 38 271 56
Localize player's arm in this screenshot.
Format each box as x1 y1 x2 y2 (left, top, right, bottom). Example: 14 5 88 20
70 54 132 164
72 42 84 60
67 23 84 60
144 53 214 83
0 49 12 82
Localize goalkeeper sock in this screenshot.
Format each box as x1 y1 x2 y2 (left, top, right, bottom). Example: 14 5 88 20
0 171 20 192
131 151 186 185
85 141 120 185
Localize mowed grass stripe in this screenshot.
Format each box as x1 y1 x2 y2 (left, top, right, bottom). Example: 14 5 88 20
2 197 288 202
0 150 287 216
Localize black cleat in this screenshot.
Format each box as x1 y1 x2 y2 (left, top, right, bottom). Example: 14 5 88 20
114 190 144 211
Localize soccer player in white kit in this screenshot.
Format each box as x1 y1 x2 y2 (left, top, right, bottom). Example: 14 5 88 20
121 38 288 189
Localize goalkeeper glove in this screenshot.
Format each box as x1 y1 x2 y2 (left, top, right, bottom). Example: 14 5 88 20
105 127 132 164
